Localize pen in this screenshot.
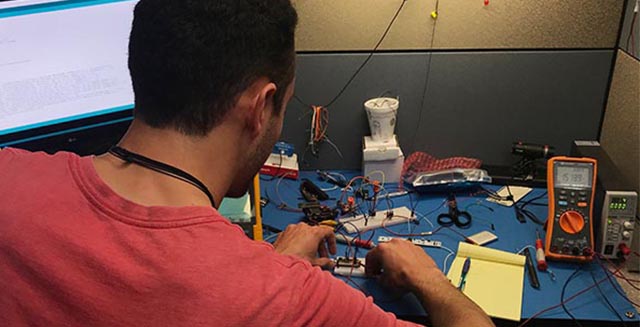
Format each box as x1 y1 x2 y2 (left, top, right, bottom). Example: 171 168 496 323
458 257 471 291
523 248 540 289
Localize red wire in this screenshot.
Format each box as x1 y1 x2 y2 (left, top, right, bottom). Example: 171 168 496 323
336 229 354 258
311 106 330 143
596 254 640 290
517 265 623 327
345 275 368 294
339 176 367 203
595 257 640 308
442 226 477 244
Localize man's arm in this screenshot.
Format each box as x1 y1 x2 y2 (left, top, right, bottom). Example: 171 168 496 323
366 239 495 327
271 223 494 327
271 223 420 326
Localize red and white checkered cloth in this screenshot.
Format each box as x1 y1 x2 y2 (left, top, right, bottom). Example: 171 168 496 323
402 152 482 183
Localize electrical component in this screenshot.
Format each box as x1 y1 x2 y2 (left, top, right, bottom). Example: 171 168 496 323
378 236 442 248
316 170 348 188
338 196 357 215
486 186 532 207
333 257 366 277
338 206 415 233
299 178 329 202
545 156 597 262
299 202 338 223
387 190 408 198
571 141 638 260
260 153 299 179
467 231 498 246
273 141 295 157
512 142 555 160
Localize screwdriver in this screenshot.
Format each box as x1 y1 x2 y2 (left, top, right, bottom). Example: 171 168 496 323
535 229 548 271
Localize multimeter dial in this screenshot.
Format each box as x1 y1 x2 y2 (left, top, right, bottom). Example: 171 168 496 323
558 210 585 234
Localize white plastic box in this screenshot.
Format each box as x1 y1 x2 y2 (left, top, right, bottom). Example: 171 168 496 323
362 136 404 184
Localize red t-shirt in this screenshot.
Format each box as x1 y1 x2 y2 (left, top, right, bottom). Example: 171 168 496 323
0 148 420 326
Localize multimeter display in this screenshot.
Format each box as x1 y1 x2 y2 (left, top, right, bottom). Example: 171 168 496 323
555 166 592 188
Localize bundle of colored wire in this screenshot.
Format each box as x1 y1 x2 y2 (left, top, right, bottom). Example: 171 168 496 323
311 106 328 143
308 105 328 155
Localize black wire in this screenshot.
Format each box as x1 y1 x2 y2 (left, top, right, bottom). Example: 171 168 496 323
505 184 515 202
480 185 510 201
518 208 545 225
508 187 546 225
408 190 416 215
522 202 548 207
561 266 584 327
626 12 637 53
366 229 376 245
108 146 216 207
411 0 439 151
322 0 407 108
590 269 627 326
519 191 548 207
596 256 640 309
293 94 311 108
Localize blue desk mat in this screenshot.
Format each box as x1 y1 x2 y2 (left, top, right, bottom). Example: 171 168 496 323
259 170 639 323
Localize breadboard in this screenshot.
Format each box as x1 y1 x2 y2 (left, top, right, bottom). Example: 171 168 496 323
338 206 414 233
378 236 442 248
333 257 366 277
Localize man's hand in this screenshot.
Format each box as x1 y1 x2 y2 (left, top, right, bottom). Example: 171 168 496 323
273 223 337 268
366 239 495 327
365 238 446 291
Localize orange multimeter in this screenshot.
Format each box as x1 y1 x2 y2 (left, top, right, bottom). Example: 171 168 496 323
545 156 597 262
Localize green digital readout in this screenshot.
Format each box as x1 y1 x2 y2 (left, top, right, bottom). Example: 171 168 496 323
609 197 627 210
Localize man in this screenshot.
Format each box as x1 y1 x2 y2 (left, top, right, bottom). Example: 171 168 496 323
0 0 494 326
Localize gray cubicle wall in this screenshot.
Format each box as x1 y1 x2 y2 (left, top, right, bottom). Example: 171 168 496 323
282 50 614 170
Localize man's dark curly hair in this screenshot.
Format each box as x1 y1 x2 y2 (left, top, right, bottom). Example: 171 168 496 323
128 0 297 135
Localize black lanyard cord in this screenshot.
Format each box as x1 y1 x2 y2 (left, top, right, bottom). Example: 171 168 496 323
107 146 216 208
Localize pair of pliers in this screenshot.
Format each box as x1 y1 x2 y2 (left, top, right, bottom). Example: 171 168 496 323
437 194 472 228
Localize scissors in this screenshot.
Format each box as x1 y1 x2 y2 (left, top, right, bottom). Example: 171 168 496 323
437 194 472 228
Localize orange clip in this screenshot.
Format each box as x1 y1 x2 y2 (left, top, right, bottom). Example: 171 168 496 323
372 180 381 194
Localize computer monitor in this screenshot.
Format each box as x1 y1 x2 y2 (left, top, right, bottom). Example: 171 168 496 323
0 0 137 154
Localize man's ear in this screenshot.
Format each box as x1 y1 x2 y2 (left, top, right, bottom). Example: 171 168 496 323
246 79 277 138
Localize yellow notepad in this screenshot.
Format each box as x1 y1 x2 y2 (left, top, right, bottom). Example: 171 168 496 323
446 242 526 321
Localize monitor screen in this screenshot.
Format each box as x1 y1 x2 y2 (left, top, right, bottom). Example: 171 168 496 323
0 0 137 147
